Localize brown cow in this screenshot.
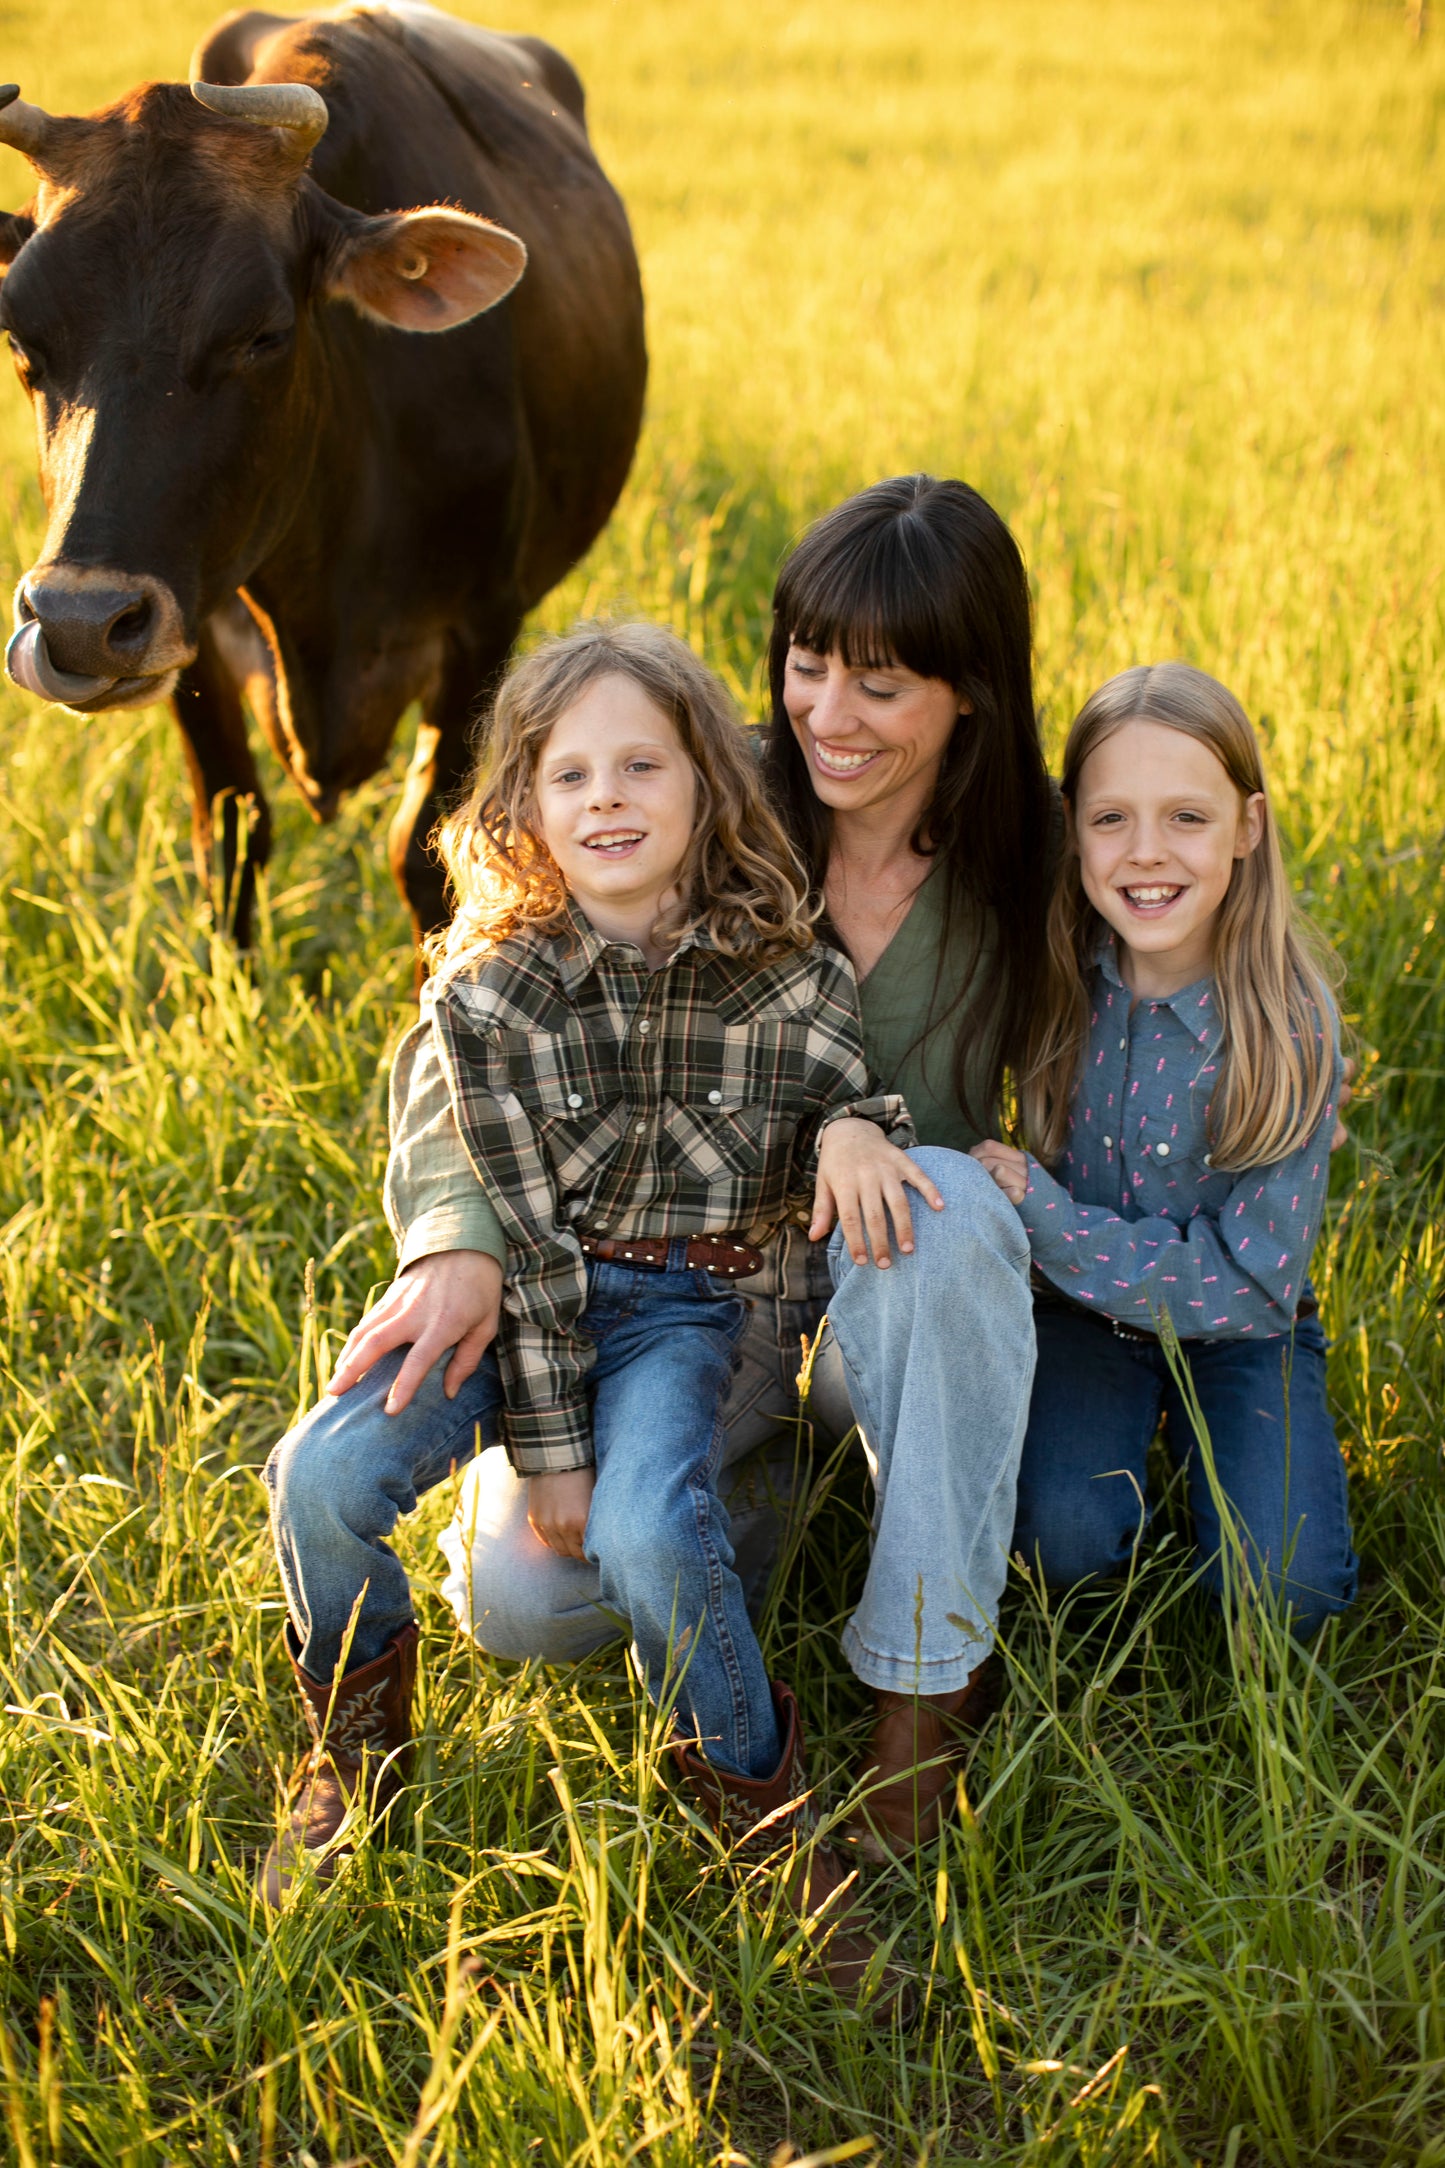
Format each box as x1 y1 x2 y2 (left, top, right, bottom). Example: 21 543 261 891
0 4 646 942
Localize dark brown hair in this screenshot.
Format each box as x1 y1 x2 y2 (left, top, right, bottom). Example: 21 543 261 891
762 474 1051 1130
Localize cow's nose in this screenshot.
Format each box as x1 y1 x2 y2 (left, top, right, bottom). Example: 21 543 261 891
18 573 157 678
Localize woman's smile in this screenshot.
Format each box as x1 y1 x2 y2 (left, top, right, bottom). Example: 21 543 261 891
810 739 886 777
783 641 963 819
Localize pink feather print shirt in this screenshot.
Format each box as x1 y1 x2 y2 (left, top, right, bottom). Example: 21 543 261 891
1015 941 1342 1340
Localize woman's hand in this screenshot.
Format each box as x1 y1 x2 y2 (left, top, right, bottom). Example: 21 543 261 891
528 1467 596 1561
326 1249 504 1415
969 1138 1029 1206
810 1116 945 1267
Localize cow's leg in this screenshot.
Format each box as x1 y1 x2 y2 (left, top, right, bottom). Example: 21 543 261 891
389 638 510 944
171 613 273 948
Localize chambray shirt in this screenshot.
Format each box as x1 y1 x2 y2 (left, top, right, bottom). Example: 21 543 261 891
1016 942 1342 1340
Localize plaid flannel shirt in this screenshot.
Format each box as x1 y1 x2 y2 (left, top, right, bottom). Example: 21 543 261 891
417 905 909 1475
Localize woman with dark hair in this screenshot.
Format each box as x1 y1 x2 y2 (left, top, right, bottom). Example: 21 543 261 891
437 475 1050 1868
764 473 1051 1145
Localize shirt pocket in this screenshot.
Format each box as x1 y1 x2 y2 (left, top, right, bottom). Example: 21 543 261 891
536 1100 630 1194
658 1078 775 1182
493 1032 626 1196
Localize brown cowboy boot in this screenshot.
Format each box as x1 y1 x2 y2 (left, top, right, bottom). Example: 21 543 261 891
259 1622 419 1906
672 1681 911 2011
842 1656 998 1864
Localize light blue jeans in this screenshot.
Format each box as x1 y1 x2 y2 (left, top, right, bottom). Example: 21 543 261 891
267 1246 787 1778
442 1148 1037 1696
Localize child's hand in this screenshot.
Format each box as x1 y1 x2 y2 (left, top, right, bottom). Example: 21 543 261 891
810 1116 945 1267
327 1249 504 1414
527 1468 596 1562
969 1139 1029 1206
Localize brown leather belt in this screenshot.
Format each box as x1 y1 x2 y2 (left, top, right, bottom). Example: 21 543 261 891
578 1231 764 1279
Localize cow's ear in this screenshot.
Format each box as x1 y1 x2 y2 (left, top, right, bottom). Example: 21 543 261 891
327 207 526 332
0 214 34 267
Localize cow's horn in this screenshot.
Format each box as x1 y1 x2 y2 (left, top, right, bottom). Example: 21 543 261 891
190 80 329 156
0 85 60 166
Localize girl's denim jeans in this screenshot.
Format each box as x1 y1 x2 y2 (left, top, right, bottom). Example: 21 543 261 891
266 1247 785 1779
1012 1301 1358 1636
442 1148 1038 1698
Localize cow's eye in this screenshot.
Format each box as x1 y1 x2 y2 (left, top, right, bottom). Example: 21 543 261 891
6 332 41 380
242 326 292 367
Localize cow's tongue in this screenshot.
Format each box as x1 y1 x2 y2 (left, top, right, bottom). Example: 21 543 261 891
6 620 116 703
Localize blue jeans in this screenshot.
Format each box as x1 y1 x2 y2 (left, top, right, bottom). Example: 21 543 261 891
266 1249 783 1779
1012 1302 1358 1637
443 1149 1038 1695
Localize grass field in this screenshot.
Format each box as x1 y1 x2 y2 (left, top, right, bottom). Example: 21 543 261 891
2 1 1444 2161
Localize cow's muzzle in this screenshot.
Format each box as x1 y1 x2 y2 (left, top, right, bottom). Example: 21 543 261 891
7 567 195 711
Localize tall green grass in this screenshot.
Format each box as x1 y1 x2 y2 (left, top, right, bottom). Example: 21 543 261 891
0 0 1442 2160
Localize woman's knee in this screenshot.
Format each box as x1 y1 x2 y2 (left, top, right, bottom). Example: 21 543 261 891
442 1532 617 1662
895 1145 1032 1282
437 1459 610 1662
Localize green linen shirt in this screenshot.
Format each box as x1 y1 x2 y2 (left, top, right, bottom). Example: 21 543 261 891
383 863 999 1273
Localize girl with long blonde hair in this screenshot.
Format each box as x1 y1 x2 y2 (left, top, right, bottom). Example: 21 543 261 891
972 663 1357 1635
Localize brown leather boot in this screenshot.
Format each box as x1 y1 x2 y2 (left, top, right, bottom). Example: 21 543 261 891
672 1682 911 2012
843 1657 998 1863
259 1622 419 1906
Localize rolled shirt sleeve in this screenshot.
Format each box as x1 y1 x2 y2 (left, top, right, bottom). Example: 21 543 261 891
814 1094 914 1154
1017 1048 1342 1338
384 1017 507 1270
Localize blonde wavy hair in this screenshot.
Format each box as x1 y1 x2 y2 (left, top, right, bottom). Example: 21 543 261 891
1022 663 1341 1172
429 621 817 973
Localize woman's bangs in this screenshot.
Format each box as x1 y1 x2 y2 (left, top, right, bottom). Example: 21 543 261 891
782 527 960 683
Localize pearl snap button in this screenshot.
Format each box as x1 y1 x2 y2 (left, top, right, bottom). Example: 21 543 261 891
567 1093 583 1109
708 1089 723 1104
1119 1038 1127 1051
637 1019 651 1033
1203 1153 1213 1167
1102 1134 1114 1150
634 1122 646 1135
1155 1141 1171 1158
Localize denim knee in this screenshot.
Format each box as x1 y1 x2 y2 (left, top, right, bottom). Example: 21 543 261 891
585 1470 715 1636
463 1571 616 1664
1189 1531 1358 1640
438 1454 620 1665
266 1412 378 1545
911 1146 1033 1279
1013 1471 1151 1589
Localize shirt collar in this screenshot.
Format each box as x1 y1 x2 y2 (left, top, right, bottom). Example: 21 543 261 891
554 900 715 993
1092 931 1219 1046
